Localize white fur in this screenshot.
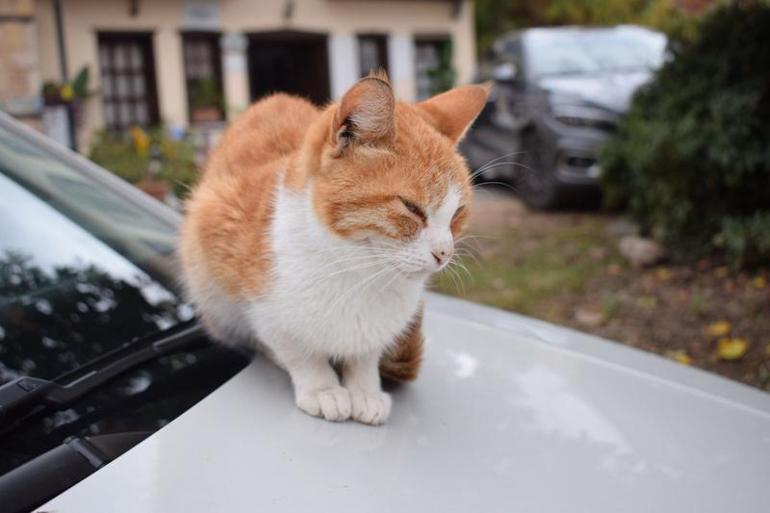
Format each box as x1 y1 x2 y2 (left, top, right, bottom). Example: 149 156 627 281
186 180 460 425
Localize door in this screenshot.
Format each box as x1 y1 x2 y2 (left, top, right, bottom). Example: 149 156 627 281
247 31 330 106
97 32 159 130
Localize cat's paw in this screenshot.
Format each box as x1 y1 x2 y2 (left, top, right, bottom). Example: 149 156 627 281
296 386 352 422
349 389 391 425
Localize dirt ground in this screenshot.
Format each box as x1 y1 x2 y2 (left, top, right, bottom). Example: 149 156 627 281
433 188 770 392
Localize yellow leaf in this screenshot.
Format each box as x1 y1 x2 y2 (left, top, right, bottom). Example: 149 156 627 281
60 84 74 101
667 350 692 366
716 337 749 361
714 266 729 278
765 343 770 357
752 276 767 289
655 267 672 281
637 296 657 309
707 320 731 337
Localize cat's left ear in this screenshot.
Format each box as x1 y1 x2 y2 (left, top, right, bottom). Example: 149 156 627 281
332 74 395 154
417 83 491 144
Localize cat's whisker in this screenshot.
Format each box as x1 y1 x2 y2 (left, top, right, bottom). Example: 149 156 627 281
377 264 406 296
473 180 520 194
470 161 519 179
470 151 523 177
453 250 480 267
326 264 394 314
448 260 470 293
307 254 387 278
450 257 473 280
443 263 464 294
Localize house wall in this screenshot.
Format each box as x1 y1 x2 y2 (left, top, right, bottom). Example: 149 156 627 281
0 0 41 123
36 0 189 150
34 0 475 149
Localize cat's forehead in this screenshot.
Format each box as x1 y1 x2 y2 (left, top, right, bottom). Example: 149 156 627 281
388 104 470 203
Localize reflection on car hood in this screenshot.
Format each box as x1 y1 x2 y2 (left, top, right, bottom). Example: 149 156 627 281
539 71 653 113
43 293 770 513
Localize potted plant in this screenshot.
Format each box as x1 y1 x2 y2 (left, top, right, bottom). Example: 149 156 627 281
190 78 223 123
41 66 94 128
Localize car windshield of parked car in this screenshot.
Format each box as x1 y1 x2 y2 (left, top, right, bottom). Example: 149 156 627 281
0 123 193 385
526 28 666 78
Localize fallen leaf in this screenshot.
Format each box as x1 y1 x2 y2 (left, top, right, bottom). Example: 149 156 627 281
714 266 729 278
716 337 749 361
666 350 692 366
607 263 622 276
655 267 672 281
752 276 767 289
637 296 658 309
707 320 731 337
765 343 770 357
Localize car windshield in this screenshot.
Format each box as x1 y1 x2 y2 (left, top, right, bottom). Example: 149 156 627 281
0 122 193 385
525 27 666 78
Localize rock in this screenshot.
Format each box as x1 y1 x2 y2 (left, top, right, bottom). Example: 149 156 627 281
575 307 604 328
618 236 665 268
606 218 640 238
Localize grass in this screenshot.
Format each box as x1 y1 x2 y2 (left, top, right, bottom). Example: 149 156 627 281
435 219 624 315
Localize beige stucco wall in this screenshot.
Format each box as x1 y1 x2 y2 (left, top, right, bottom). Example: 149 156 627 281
35 0 475 149
219 0 475 104
36 0 189 150
0 0 40 117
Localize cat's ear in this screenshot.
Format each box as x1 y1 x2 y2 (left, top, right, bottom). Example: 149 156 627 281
332 73 395 154
417 83 491 144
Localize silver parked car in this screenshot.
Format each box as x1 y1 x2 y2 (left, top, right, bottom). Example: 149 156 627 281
0 112 768 513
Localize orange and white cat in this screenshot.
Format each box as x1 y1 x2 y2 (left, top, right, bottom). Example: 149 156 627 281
179 73 488 425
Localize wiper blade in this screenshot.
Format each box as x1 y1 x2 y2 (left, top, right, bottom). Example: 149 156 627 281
0 321 206 427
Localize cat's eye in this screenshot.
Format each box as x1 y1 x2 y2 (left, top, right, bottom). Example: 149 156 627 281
399 197 426 221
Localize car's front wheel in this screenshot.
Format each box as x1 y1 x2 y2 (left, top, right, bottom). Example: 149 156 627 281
517 129 560 210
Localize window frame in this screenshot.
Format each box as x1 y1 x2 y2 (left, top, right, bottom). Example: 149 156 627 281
181 31 226 124
413 34 453 100
96 31 160 131
357 33 389 78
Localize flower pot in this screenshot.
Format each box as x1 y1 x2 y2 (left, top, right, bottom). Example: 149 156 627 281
191 106 222 123
136 178 170 202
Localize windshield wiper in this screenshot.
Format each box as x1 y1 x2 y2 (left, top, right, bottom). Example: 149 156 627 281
0 321 206 428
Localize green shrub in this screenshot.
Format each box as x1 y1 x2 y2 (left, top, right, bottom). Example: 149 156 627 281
89 128 199 198
601 3 770 268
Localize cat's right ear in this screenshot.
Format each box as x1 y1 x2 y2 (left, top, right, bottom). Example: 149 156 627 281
332 75 395 155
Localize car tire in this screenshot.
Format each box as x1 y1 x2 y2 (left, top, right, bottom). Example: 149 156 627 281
517 129 560 210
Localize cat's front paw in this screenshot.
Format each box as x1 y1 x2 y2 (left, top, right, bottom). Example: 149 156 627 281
349 389 391 425
296 386 352 422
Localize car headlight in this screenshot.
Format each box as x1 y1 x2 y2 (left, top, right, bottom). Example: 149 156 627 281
548 95 618 131
555 114 597 127
552 110 618 131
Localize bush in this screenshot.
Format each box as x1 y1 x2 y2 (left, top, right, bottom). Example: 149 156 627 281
601 4 770 268
89 128 199 198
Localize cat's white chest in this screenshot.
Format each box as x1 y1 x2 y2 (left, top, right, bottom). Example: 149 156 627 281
248 184 424 359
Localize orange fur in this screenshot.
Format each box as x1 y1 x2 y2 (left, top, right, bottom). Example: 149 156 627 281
179 95 319 297
180 75 489 382
379 304 424 382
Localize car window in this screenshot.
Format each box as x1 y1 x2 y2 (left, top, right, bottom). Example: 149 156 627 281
0 123 192 384
526 28 666 78
0 119 251 497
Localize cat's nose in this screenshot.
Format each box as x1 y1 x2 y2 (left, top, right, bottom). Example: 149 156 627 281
431 243 453 266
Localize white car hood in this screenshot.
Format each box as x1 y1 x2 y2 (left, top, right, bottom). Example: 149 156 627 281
43 294 770 513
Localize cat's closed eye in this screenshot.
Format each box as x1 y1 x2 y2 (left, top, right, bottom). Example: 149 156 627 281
399 196 426 222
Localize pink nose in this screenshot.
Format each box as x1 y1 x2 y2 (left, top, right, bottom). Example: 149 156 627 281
431 246 452 265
